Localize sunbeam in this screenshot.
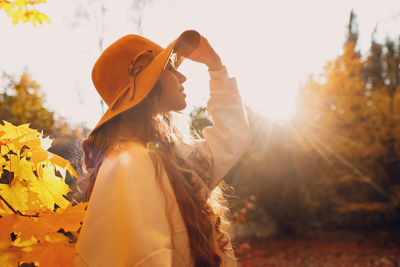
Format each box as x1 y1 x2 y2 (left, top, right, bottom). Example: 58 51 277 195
286 120 342 197
288 120 336 166
297 116 360 146
303 127 394 202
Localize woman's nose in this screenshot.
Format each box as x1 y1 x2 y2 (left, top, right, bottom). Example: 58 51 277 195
176 71 186 84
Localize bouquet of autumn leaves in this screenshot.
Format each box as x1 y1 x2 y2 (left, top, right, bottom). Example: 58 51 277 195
0 121 87 266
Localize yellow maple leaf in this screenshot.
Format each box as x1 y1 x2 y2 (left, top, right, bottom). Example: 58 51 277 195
26 145 50 165
1 144 20 176
0 0 50 26
0 180 29 212
48 152 79 178
14 157 37 184
0 121 41 141
29 164 70 211
0 121 82 265
0 197 13 214
0 144 8 155
25 189 45 213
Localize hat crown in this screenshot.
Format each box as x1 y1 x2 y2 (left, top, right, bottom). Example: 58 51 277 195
92 35 163 107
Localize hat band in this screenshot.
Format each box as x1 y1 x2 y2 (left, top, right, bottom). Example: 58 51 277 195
111 50 154 110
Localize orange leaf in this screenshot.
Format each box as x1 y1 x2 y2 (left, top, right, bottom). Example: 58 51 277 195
13 216 47 242
0 240 23 267
21 240 76 267
0 214 18 243
25 190 46 213
44 202 87 232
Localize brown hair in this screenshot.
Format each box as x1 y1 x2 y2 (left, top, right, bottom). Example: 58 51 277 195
80 81 233 266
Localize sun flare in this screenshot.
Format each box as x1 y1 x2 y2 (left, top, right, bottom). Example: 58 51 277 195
256 96 297 121
251 93 297 121
242 75 298 121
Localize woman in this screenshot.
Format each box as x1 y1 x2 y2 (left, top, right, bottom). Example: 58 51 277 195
74 30 250 267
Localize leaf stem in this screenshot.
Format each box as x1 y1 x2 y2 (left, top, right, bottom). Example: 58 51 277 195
0 194 39 217
0 194 19 214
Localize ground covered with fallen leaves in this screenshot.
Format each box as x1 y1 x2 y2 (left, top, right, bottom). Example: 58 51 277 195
236 231 400 267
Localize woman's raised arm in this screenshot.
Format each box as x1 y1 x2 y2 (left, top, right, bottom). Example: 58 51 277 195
186 35 251 190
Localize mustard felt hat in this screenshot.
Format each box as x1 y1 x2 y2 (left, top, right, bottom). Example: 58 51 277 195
90 30 201 135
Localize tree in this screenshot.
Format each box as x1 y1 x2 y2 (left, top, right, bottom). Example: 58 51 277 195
0 72 55 134
345 10 359 47
362 25 384 90
0 71 90 178
189 106 212 139
381 39 400 164
362 27 400 183
295 11 400 229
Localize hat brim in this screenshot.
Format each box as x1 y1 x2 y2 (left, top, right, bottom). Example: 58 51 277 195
89 30 201 136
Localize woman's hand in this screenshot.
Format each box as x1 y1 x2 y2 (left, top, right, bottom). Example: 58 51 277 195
187 35 224 71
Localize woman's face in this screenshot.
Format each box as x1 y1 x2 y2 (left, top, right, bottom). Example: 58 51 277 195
158 60 187 113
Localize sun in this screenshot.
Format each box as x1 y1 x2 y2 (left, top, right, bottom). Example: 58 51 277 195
223 50 302 122
244 81 298 121
254 93 297 121
178 57 299 122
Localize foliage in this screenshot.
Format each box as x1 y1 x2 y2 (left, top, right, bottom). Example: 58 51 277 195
295 12 400 211
0 71 89 180
189 106 212 139
0 72 55 134
192 11 400 237
0 121 86 266
297 41 390 196
290 13 399 231
0 0 49 26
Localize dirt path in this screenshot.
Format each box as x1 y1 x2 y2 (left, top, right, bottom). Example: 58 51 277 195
236 232 400 267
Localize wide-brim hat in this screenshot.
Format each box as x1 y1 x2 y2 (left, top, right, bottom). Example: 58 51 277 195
89 30 202 135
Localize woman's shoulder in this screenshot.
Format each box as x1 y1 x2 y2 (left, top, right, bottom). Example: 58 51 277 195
94 140 157 188
103 140 152 170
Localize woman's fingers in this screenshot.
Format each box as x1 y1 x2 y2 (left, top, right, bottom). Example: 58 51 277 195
174 31 223 70
187 36 223 70
175 30 202 58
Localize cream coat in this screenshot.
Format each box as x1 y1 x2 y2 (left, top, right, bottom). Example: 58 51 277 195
74 67 251 267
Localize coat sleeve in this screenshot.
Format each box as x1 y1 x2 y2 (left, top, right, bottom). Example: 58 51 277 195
195 66 251 190
74 144 172 267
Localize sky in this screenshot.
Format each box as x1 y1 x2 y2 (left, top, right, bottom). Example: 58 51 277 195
0 0 399 129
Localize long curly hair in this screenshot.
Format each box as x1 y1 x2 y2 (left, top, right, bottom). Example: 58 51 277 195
79 81 234 266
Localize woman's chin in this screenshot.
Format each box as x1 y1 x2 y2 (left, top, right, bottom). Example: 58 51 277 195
176 102 187 111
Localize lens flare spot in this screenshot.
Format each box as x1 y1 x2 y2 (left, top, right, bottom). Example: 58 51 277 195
146 141 160 152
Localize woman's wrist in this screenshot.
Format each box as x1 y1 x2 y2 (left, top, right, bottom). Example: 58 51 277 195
207 57 224 71
208 65 228 80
